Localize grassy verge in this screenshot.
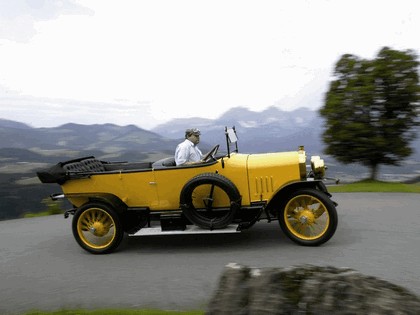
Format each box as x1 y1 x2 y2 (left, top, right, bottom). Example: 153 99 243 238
23 198 64 218
25 309 204 315
23 210 64 218
327 180 420 193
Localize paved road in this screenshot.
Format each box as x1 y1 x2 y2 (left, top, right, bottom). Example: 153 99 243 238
1 193 420 314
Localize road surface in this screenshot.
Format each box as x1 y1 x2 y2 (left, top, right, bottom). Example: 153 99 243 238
1 193 419 314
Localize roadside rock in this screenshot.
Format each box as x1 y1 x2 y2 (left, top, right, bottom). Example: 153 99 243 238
206 263 420 315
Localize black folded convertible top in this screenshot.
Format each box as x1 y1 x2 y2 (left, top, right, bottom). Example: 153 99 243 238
36 156 104 184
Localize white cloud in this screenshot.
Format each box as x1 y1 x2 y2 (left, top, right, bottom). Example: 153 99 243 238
0 90 156 128
0 0 93 42
0 0 419 129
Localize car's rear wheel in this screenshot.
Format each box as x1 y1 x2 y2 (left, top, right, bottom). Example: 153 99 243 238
180 173 241 229
72 202 124 254
278 188 337 246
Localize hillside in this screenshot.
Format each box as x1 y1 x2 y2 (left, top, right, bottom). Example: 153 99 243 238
0 120 178 152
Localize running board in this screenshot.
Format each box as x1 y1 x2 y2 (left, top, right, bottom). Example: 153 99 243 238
129 224 240 236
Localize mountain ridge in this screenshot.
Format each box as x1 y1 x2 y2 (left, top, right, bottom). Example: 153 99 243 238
1 106 418 159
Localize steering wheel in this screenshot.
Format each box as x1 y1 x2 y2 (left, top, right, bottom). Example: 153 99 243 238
201 144 220 162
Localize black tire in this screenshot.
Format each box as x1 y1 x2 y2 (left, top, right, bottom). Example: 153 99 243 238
278 188 338 246
72 202 124 254
180 173 241 229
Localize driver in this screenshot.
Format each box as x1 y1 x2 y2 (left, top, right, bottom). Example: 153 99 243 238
174 128 203 166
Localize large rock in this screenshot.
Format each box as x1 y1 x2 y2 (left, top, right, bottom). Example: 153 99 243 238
206 264 420 314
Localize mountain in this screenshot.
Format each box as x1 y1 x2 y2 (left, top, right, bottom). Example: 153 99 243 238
2 107 418 160
152 106 325 154
1 107 324 155
0 122 179 155
0 118 32 129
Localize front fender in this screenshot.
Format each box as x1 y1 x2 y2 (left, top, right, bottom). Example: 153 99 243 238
266 180 336 216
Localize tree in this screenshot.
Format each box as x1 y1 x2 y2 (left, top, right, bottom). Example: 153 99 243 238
320 47 419 180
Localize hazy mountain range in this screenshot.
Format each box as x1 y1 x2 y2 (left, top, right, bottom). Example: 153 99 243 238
0 107 324 156
2 105 418 159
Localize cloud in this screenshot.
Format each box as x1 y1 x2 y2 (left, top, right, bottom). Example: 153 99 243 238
0 1 418 129
0 0 93 42
0 89 157 128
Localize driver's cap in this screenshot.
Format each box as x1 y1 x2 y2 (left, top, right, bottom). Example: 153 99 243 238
185 128 201 138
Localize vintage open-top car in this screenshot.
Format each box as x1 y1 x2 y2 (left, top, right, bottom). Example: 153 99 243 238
37 127 338 254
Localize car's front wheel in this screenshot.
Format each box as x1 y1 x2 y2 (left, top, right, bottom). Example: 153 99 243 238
72 202 124 254
278 188 337 246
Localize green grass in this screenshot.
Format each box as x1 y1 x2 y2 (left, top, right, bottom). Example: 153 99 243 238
23 210 64 218
328 180 420 193
25 311 204 315
23 198 64 218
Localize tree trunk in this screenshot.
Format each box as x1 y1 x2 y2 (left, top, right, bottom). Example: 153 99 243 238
369 163 378 181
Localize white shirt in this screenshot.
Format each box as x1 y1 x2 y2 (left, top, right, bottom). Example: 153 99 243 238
175 139 203 165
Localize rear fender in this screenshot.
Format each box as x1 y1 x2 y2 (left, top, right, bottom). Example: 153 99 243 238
66 193 127 213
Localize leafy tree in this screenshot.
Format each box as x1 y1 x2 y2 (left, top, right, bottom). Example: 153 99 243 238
320 47 419 180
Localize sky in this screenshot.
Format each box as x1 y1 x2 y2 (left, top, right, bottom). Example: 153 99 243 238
0 0 418 130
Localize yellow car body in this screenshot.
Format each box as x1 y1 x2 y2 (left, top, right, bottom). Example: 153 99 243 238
37 127 338 254
61 151 303 210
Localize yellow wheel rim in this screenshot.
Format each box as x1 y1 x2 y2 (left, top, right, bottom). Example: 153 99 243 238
284 194 330 240
77 208 116 249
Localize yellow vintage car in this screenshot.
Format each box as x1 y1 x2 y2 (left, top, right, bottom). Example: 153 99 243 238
37 127 338 254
